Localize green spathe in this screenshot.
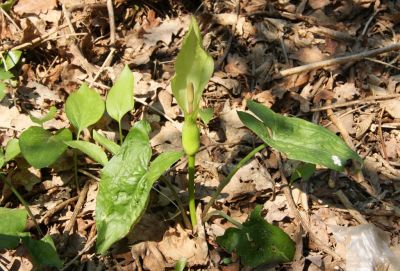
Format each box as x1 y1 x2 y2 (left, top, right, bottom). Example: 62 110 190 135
238 100 362 171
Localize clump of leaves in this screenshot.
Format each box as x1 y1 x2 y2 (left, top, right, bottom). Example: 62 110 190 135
217 206 295 268
0 50 22 101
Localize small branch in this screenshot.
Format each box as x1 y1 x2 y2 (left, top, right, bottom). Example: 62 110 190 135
40 196 79 224
335 190 368 225
64 181 90 234
106 0 116 46
275 43 400 78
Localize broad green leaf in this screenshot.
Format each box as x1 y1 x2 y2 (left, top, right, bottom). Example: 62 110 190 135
217 206 295 267
0 69 13 80
106 65 134 123
199 107 213 125
65 83 105 135
0 207 27 249
0 82 5 101
93 130 120 155
65 140 108 166
171 16 214 118
19 127 72 169
30 106 57 125
96 121 183 254
290 162 316 183
22 235 63 269
1 50 22 71
0 0 17 11
238 100 362 172
4 138 20 162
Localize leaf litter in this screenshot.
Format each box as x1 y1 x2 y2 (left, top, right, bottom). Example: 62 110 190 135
1 0 400 270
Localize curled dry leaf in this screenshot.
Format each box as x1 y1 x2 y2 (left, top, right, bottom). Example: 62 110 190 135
381 99 400 119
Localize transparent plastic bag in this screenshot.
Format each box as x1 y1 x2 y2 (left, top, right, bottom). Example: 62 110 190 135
331 224 400 271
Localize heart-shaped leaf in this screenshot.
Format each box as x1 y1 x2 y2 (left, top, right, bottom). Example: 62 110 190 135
65 140 108 166
171 16 214 118
217 206 295 267
0 207 27 249
96 120 183 254
93 130 120 155
65 83 105 135
238 100 362 171
19 127 72 169
106 65 134 124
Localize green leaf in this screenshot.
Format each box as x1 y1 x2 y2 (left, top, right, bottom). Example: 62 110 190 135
0 150 4 169
22 235 63 269
30 106 57 125
95 121 183 254
19 127 72 169
65 140 108 166
199 107 213 125
174 258 187 271
4 138 20 162
217 206 295 267
1 50 22 71
290 162 316 183
65 83 105 135
0 82 5 101
106 65 134 124
238 100 362 172
93 130 120 155
0 0 17 12
171 16 214 118
0 207 27 249
0 69 13 80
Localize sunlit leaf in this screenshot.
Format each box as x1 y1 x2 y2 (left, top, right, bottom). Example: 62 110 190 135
22 235 63 269
1 50 22 71
93 130 120 155
65 140 108 166
30 106 57 125
0 82 5 101
217 206 295 267
171 16 214 118
65 83 105 135
0 0 17 12
290 162 316 182
4 138 20 162
19 127 72 169
238 100 362 171
199 108 213 125
96 120 183 254
0 69 13 80
0 207 27 249
106 65 134 124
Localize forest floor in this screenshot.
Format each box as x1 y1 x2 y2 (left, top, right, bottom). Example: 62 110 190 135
0 0 400 270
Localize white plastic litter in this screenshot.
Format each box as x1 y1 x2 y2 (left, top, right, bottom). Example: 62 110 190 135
331 224 400 271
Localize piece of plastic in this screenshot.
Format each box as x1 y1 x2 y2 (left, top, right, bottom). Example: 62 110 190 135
331 224 400 271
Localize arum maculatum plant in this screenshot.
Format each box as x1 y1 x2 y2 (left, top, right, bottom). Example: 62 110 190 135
171 16 214 227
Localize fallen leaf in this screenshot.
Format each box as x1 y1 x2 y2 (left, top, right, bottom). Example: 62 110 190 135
334 82 359 103
295 46 327 64
225 54 249 76
14 0 57 15
308 0 330 10
381 99 400 118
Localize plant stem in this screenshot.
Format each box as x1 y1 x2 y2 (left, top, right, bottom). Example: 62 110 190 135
188 155 197 227
202 143 267 220
1 176 43 236
203 210 243 229
73 130 82 193
118 120 123 144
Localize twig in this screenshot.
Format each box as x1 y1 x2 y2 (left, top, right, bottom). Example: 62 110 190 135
64 181 90 234
378 107 388 161
78 169 100 182
307 26 355 42
275 43 400 78
335 190 368 224
278 158 342 260
365 57 400 71
39 196 79 224
310 93 400 112
106 0 116 46
89 48 116 88
60 235 97 271
0 7 22 31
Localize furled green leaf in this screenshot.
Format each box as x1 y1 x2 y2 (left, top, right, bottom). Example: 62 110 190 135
22 235 63 269
106 65 134 123
19 127 72 169
290 162 316 182
4 138 20 162
30 106 57 125
0 207 27 249
96 121 182 254
199 107 213 125
171 16 214 118
0 0 17 11
65 83 105 135
0 69 13 80
93 130 120 155
238 100 362 172
1 50 22 71
65 140 108 166
217 206 295 267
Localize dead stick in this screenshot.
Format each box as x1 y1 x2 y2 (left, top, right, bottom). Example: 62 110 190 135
39 196 79 224
335 190 368 224
64 181 90 234
106 0 116 46
275 43 400 78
